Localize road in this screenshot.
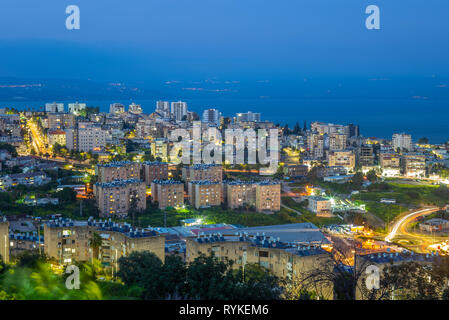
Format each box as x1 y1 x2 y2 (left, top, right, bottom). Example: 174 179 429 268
385 206 441 252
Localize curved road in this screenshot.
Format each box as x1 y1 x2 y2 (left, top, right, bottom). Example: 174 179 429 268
385 207 440 251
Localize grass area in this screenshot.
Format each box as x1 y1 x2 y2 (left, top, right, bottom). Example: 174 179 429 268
352 183 448 207
359 201 408 223
132 197 342 229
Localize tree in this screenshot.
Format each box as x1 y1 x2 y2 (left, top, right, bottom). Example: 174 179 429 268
418 137 429 145
90 232 103 261
366 169 378 183
55 187 77 204
351 172 364 189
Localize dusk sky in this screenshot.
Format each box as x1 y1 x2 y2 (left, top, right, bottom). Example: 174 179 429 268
0 0 448 83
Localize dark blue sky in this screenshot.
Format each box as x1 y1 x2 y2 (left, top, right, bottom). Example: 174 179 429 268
0 0 448 83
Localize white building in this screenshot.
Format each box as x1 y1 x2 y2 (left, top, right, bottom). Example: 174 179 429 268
109 103 125 115
202 108 222 126
392 133 412 152
236 111 261 123
45 102 64 113
156 101 170 118
307 196 332 217
171 101 188 121
68 102 87 115
128 103 142 115
77 122 108 152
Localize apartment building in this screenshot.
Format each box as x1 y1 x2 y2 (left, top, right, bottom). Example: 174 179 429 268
48 129 66 146
186 228 333 299
188 181 222 209
109 103 125 115
44 218 165 265
307 196 332 217
225 180 257 210
95 161 141 183
392 133 412 152
150 180 184 209
328 150 356 171
142 161 168 185
77 122 108 152
0 220 9 263
94 179 147 217
307 131 325 159
402 153 426 178
357 145 374 167
68 102 86 115
45 102 65 113
255 181 281 213
171 101 188 121
235 111 261 123
182 164 223 184
329 133 347 151
128 103 142 115
379 152 401 177
47 113 76 130
151 138 168 161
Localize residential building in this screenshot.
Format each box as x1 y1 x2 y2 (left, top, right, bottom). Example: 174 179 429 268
150 180 184 209
225 180 257 210
77 122 108 152
379 153 401 177
392 133 412 152
94 179 147 217
142 161 168 185
95 161 141 183
128 103 142 115
283 164 309 178
171 101 188 121
0 171 51 189
329 133 347 151
44 218 165 265
186 224 333 299
357 145 374 167
202 109 222 126
156 101 170 118
419 219 449 232
328 150 356 171
255 181 281 213
48 113 76 130
307 196 332 217
182 164 223 184
109 103 125 115
68 102 86 115
48 129 66 146
45 102 65 113
188 181 222 209
151 138 168 161
236 111 261 123
402 153 426 178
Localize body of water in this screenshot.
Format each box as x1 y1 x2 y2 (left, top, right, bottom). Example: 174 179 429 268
2 97 448 144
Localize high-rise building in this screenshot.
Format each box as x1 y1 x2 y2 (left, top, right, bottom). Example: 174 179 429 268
47 113 76 130
170 101 188 121
236 111 261 123
142 161 168 186
348 123 360 138
329 133 347 151
45 102 65 113
182 164 223 184
68 102 86 115
202 109 222 126
392 133 412 152
156 101 170 118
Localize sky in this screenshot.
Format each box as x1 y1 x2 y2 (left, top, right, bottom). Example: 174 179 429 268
0 0 448 83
